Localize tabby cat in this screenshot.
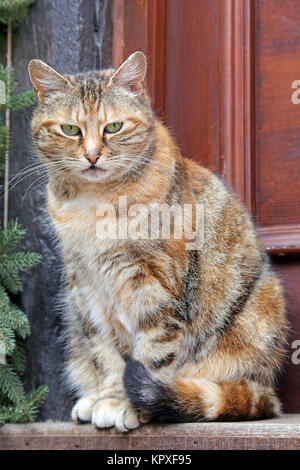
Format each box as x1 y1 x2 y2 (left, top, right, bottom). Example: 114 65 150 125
28 51 288 432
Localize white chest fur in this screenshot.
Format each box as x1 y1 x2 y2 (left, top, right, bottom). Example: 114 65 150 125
49 191 170 340
50 193 139 337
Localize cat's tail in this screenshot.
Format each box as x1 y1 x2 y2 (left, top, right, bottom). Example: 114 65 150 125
124 359 281 422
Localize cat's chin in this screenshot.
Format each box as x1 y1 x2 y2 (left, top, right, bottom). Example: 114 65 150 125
80 167 114 182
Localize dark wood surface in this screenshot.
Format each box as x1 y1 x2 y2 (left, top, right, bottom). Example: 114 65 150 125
113 0 300 413
1 415 300 450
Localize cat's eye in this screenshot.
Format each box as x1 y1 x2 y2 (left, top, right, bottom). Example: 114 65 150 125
61 124 81 136
104 122 123 134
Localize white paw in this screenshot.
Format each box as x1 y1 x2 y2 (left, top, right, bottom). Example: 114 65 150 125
91 398 140 432
71 395 99 423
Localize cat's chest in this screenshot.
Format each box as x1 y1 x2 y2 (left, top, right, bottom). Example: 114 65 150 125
50 193 120 302
49 194 137 336
49 193 117 254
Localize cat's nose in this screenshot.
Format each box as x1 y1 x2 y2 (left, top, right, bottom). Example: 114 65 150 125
86 154 99 164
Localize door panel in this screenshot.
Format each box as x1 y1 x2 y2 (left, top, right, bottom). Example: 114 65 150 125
113 0 300 412
164 0 220 173
255 0 300 252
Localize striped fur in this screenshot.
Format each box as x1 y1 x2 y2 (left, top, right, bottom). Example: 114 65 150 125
28 52 288 431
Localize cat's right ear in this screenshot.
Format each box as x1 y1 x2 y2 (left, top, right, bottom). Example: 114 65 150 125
108 51 147 95
28 60 72 103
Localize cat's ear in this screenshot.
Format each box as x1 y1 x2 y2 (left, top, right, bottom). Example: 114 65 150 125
28 59 72 103
109 51 147 95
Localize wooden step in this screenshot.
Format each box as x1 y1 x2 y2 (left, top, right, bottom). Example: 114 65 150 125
1 414 300 450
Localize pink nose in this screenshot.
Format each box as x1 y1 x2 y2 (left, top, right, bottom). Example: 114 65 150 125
86 155 99 164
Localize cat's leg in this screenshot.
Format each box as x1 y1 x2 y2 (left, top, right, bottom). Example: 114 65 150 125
87 340 142 431
68 335 141 430
91 319 183 430
90 253 189 430
63 283 134 429
66 317 140 430
120 313 184 423
65 317 105 423
69 351 139 431
65 296 145 431
131 315 184 382
84 336 153 430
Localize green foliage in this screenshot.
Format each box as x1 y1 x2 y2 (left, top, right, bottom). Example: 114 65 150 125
8 89 36 111
0 64 37 113
0 384 48 423
0 0 35 28
0 221 47 424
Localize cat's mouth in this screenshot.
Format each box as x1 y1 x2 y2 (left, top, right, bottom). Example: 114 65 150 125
80 165 110 181
82 166 107 176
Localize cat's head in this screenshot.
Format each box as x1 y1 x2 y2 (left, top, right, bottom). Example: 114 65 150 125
28 51 155 185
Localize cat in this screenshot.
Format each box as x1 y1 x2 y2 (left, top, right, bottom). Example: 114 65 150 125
28 51 288 432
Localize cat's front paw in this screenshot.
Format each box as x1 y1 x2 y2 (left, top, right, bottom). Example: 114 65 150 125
91 398 140 432
71 395 99 423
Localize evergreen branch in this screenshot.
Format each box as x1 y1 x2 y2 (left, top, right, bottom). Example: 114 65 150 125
0 364 25 403
0 385 48 424
8 88 36 110
9 340 26 374
0 219 26 254
24 386 49 414
0 266 22 294
0 283 10 306
0 304 30 338
0 251 42 271
0 324 15 355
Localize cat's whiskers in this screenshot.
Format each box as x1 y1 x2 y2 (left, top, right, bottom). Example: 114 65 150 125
9 157 69 177
2 161 69 197
7 160 57 186
1 165 55 198
20 168 67 205
21 165 72 202
20 176 48 205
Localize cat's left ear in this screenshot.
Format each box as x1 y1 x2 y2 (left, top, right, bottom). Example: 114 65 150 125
109 51 147 95
28 59 72 103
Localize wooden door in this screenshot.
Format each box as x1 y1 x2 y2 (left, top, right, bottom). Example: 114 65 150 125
113 0 300 412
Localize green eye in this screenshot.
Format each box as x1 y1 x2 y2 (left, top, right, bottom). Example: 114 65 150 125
105 122 123 134
61 124 81 136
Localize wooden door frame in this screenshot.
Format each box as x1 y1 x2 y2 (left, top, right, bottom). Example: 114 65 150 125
113 0 166 117
219 0 255 211
113 0 300 255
